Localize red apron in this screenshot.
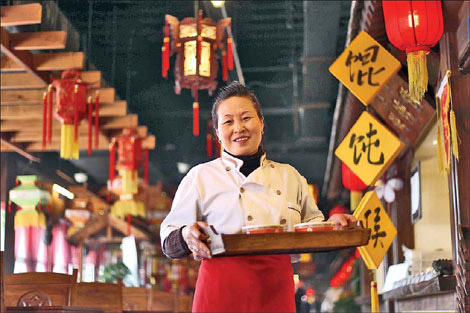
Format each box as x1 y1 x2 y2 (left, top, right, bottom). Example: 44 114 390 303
192 254 295 312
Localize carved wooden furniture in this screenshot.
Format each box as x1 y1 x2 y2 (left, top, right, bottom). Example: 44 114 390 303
4 270 78 307
74 281 123 313
122 287 152 311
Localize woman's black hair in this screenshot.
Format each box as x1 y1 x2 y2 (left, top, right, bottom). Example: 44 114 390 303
211 81 264 129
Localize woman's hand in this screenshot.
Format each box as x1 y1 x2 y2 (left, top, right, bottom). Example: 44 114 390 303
327 214 357 228
182 222 212 259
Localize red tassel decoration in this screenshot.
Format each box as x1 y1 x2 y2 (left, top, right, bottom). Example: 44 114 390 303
206 133 213 157
73 85 79 141
88 96 93 155
126 214 131 236
48 85 53 144
42 92 47 149
193 102 199 136
222 50 228 81
109 140 116 183
131 138 136 181
106 192 110 203
37 202 41 211
8 201 11 213
144 149 149 186
94 91 100 148
162 19 170 78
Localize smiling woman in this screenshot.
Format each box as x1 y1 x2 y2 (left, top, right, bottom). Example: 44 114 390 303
159 81 355 312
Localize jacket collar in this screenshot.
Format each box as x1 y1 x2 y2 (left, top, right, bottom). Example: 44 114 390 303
221 150 267 170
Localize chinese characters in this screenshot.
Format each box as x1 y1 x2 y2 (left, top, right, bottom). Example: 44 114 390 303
345 45 385 86
364 207 387 248
349 123 385 166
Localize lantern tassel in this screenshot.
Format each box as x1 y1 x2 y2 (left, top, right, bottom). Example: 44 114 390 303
121 170 138 194
222 50 228 81
436 124 445 173
109 140 116 183
450 109 460 160
88 96 93 155
144 149 149 186
37 202 41 212
227 37 233 71
206 134 213 158
407 50 428 101
48 85 53 144
162 19 170 78
94 91 100 149
193 102 199 136
8 201 11 213
73 85 79 142
42 92 47 149
60 124 79 159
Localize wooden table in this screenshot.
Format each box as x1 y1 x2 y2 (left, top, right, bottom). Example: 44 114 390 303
7 306 104 313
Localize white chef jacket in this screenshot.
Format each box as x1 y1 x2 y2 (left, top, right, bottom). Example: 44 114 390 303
160 151 325 245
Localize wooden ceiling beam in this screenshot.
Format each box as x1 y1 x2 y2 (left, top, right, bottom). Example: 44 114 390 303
100 114 138 130
24 137 110 152
9 31 66 50
1 71 101 90
0 27 49 85
108 126 148 139
142 135 155 150
8 127 107 142
1 87 115 105
0 3 42 27
0 136 41 162
1 101 126 120
1 52 84 72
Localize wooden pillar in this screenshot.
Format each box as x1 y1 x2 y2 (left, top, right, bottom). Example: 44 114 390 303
1 153 17 274
440 2 470 312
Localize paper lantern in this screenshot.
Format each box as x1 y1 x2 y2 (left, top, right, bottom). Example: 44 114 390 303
43 70 99 159
342 162 367 211
162 11 233 136
382 0 443 101
108 128 149 195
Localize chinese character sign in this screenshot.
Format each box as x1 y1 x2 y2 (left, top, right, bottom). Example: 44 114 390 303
354 191 397 269
335 111 404 186
329 31 401 106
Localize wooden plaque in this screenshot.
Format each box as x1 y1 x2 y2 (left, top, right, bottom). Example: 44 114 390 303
369 73 435 148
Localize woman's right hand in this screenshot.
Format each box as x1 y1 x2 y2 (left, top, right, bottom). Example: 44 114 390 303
182 221 212 259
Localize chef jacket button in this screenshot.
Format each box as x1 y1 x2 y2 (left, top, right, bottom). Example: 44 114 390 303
280 218 287 224
240 187 245 193
276 190 281 195
225 166 231 171
270 164 275 168
247 215 253 221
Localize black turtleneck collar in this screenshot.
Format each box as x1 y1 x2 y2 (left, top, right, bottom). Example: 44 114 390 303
225 147 264 177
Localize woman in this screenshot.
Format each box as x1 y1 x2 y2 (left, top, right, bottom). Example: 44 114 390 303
160 82 355 312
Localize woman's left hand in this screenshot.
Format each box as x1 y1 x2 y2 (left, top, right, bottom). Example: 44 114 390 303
327 213 357 227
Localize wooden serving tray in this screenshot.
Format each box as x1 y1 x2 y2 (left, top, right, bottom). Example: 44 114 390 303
214 225 371 257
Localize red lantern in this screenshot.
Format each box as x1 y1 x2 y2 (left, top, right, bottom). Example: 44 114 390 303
108 128 149 195
382 1 443 101
43 70 98 159
162 11 233 136
342 162 367 211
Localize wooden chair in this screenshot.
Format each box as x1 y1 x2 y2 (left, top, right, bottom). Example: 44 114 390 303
4 269 78 307
122 286 152 311
150 290 177 312
74 281 123 313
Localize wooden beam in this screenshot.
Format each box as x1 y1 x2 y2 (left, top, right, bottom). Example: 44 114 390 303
0 27 48 84
0 137 40 162
9 31 66 50
108 126 148 139
142 135 155 150
101 114 138 129
1 71 101 90
25 137 110 151
1 52 84 72
1 101 126 120
1 115 134 132
8 127 109 143
0 3 42 27
1 87 114 105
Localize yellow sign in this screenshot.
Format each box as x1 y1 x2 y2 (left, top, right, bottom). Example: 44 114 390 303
335 111 404 186
354 191 397 269
329 31 401 106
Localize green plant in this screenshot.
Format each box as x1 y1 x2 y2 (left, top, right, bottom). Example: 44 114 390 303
333 296 361 313
100 262 131 283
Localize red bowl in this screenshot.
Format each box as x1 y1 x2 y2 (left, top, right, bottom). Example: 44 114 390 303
242 224 284 234
294 222 336 232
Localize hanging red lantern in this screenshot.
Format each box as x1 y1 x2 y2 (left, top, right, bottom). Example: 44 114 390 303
382 0 443 101
342 162 368 211
162 11 233 136
43 70 99 159
108 128 150 195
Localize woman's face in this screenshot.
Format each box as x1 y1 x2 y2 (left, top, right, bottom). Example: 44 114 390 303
216 96 264 156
